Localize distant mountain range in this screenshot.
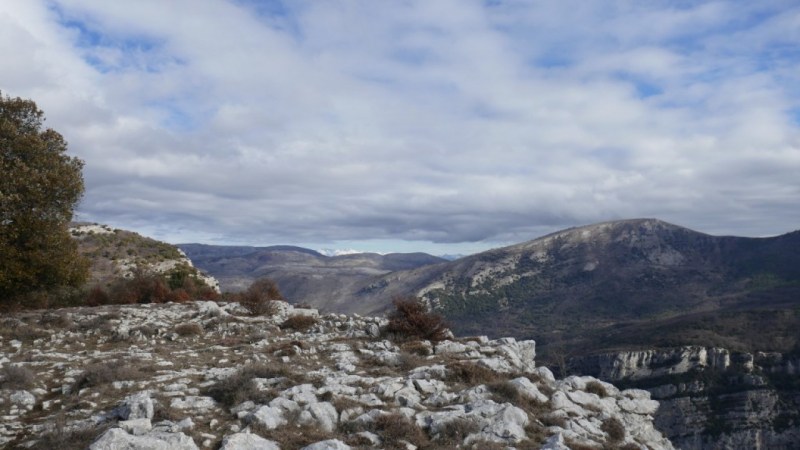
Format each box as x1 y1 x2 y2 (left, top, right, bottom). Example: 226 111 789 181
177 243 446 311
182 219 800 360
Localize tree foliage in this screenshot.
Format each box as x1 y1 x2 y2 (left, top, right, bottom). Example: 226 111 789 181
0 92 88 304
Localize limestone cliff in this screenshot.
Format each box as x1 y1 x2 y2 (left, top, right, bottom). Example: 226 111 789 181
572 346 800 449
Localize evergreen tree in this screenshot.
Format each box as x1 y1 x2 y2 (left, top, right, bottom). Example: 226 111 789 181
0 92 88 305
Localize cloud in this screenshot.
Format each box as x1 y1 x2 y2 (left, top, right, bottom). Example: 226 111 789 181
1 0 798 252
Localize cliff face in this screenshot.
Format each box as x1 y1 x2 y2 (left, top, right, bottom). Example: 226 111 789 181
572 347 800 449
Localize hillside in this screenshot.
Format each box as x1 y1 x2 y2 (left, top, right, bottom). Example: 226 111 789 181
178 244 445 310
188 219 800 359
0 301 674 449
71 223 219 292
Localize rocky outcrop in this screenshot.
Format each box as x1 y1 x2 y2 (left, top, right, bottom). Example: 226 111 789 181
0 301 674 449
572 346 800 449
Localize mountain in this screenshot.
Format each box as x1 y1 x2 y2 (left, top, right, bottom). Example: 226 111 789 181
178 243 446 310
381 218 800 356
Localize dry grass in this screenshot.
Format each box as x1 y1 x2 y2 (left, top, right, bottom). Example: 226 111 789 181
585 380 609 398
70 361 151 393
0 365 36 390
205 363 303 408
280 315 318 332
250 422 335 449
174 322 203 336
431 417 480 446
371 413 430 449
602 417 626 443
445 362 503 385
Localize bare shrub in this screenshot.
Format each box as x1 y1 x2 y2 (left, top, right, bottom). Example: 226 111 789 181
385 296 449 343
433 418 480 446
401 340 433 356
602 417 626 443
174 322 203 336
280 315 318 332
39 312 73 329
487 380 544 415
205 364 302 408
372 413 430 449
85 286 111 307
16 420 108 450
445 362 501 385
71 361 150 393
250 422 334 449
585 380 609 398
0 365 36 390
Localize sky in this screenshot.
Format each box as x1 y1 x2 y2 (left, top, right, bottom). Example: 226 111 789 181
1 0 799 256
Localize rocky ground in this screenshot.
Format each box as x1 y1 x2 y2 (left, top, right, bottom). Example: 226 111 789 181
0 301 674 449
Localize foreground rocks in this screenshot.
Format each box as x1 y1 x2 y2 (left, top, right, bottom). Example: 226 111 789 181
0 301 673 449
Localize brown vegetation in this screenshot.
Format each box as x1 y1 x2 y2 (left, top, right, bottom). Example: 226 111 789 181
385 296 449 343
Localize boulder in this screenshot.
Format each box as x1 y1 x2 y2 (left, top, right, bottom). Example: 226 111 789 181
219 432 280 450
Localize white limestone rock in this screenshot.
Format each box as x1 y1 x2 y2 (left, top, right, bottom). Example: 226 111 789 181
90 428 199 450
219 432 280 450
301 439 352 450
113 391 153 420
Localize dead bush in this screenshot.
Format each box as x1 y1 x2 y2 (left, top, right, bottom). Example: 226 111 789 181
602 417 626 443
13 420 108 450
250 422 334 449
174 322 203 336
385 296 449 343
85 286 111 307
39 312 73 329
401 340 433 356
432 417 480 445
445 362 501 385
71 361 150 393
280 315 318 332
205 364 302 408
372 412 430 449
0 365 36 390
585 380 609 397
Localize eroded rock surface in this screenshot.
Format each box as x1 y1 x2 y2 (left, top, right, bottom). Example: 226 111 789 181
0 302 673 449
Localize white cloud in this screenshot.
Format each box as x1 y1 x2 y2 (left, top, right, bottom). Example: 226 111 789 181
1 0 798 253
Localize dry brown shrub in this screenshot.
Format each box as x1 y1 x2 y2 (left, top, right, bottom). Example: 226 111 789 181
432 418 480 446
0 365 36 390
85 286 111 307
205 364 302 408
401 340 433 356
70 361 150 393
174 322 203 336
39 312 73 328
12 420 108 450
280 315 318 332
445 362 502 385
585 380 609 398
372 412 430 449
602 417 626 443
385 296 449 343
250 422 334 449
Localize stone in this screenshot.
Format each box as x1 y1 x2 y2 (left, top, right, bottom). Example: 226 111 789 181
249 405 286 429
9 391 35 410
118 418 152 435
301 439 351 450
219 432 280 450
298 402 338 432
113 391 154 420
89 428 199 450
541 432 570 450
